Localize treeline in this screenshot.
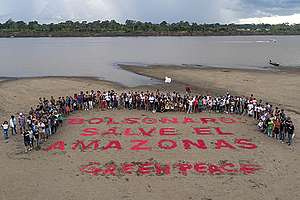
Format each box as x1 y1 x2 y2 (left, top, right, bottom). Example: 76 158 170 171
1 19 300 37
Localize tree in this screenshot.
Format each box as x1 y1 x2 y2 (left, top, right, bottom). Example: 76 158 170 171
125 20 136 32
159 21 169 32
28 21 40 31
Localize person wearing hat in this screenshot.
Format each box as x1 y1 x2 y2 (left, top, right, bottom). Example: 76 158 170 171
18 113 26 133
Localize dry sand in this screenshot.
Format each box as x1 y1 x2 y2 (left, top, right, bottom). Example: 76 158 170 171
122 65 300 129
0 77 123 122
0 67 299 200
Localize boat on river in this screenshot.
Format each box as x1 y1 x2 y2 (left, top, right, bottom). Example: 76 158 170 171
269 60 280 67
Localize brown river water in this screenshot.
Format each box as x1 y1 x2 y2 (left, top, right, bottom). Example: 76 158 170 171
0 36 300 86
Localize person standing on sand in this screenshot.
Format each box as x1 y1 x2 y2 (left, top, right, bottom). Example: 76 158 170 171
187 98 193 114
247 101 254 116
32 122 40 149
149 93 155 112
285 117 295 146
273 117 281 140
38 120 46 142
193 96 198 113
9 115 17 135
185 86 191 94
28 129 34 149
1 121 9 140
279 109 287 142
197 97 203 112
78 92 83 110
47 115 52 136
267 118 274 137
88 90 94 110
18 113 26 133
22 130 31 152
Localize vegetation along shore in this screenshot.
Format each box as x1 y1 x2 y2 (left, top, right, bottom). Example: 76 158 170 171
1 19 300 37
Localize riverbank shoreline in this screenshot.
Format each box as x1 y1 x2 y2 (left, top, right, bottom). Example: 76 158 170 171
1 64 299 115
0 64 298 140
120 64 300 127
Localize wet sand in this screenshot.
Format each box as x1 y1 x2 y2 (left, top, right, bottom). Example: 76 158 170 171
0 67 299 200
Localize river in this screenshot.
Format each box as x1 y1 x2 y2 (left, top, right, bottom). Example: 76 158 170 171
0 36 300 86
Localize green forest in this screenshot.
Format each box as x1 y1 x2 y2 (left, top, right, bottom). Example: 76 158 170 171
1 19 300 37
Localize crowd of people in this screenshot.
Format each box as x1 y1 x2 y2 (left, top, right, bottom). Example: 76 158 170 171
1 88 296 152
1 97 64 151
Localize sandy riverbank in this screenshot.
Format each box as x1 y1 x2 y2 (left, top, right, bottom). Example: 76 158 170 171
0 77 124 122
121 64 300 128
0 75 198 122
0 67 299 200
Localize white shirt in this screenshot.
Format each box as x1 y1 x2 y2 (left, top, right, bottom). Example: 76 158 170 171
9 118 16 127
248 104 254 111
39 122 45 128
2 124 9 130
149 96 155 103
28 130 34 139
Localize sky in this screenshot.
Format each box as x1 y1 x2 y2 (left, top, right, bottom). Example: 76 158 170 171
0 0 300 24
